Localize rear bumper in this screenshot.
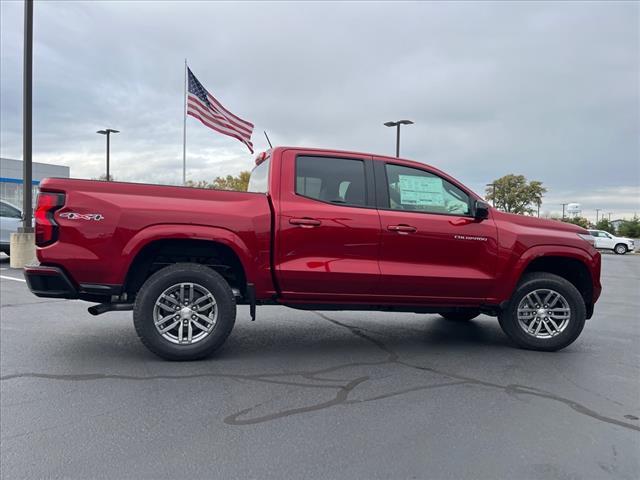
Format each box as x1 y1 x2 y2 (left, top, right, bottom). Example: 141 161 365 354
24 265 78 299
25 265 123 301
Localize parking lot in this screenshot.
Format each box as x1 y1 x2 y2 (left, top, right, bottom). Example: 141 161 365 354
0 254 638 479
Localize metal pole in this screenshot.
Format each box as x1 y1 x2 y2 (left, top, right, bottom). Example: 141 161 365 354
562 203 567 220
106 131 110 181
395 124 400 158
20 0 33 232
182 58 187 185
595 209 600 223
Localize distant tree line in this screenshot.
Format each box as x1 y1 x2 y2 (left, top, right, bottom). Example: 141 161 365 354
185 171 251 192
486 174 638 237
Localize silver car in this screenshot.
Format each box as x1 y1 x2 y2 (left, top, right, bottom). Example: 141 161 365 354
0 200 22 256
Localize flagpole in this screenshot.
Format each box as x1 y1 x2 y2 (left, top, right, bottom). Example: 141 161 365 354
182 58 187 185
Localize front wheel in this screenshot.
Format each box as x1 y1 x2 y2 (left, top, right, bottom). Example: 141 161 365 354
614 244 627 255
133 263 236 360
498 272 585 351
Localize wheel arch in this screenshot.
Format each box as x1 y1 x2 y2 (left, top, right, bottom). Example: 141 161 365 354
121 225 254 297
509 247 597 318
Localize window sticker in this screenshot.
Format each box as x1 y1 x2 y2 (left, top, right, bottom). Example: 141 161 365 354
398 174 444 207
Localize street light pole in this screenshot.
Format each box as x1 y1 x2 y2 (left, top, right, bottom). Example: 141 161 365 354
485 183 496 207
97 129 119 180
20 0 33 233
384 120 414 158
595 208 601 223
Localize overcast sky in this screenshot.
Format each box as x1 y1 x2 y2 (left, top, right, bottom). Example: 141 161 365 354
1 1 638 219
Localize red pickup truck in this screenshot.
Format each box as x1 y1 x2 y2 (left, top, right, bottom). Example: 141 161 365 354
25 147 601 360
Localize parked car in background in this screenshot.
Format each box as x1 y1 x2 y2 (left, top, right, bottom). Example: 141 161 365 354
588 229 635 254
0 200 23 256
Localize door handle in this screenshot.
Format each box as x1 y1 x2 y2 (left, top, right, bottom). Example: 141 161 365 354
290 217 322 227
387 224 417 234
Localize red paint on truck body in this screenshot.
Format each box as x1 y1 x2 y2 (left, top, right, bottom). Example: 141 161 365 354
32 146 601 311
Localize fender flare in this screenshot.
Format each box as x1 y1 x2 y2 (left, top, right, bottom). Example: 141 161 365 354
118 223 255 285
491 244 597 304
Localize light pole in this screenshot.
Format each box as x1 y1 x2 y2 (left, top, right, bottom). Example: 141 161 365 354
561 203 568 220
384 120 413 157
595 208 601 224
97 129 119 181
21 0 33 232
608 212 613 221
485 183 496 207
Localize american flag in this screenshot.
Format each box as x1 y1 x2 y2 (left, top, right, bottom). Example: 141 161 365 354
187 68 254 153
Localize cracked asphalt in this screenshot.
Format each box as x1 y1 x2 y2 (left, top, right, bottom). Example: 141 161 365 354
1 254 639 479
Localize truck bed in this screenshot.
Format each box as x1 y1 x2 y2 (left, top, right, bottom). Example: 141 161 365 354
36 178 274 296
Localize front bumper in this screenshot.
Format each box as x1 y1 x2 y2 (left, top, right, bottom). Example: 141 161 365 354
24 265 78 298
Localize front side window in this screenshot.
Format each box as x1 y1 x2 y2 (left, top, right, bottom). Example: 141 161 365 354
247 158 270 193
296 156 367 206
385 164 470 215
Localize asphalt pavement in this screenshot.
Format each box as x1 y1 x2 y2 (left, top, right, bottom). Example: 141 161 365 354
1 254 639 479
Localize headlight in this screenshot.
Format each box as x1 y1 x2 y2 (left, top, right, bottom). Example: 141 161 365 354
577 233 595 246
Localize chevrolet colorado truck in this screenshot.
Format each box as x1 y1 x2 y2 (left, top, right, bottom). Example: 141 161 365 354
25 147 602 360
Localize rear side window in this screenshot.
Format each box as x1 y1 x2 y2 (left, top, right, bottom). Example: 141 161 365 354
0 202 21 219
385 164 470 215
247 158 270 193
296 156 367 206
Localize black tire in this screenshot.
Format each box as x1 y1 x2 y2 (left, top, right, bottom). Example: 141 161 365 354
440 310 480 322
133 263 236 361
614 243 627 255
498 272 586 351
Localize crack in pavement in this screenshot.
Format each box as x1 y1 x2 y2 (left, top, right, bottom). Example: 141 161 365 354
1 312 639 431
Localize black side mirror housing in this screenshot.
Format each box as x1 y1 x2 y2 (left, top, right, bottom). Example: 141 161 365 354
473 200 490 220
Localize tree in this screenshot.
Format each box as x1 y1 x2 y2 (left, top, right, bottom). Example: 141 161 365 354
594 218 615 234
93 174 115 181
211 171 251 191
485 174 546 215
618 216 640 238
562 216 590 229
185 171 251 192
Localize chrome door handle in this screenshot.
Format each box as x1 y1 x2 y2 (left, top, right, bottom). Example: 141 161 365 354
387 224 417 234
290 217 321 227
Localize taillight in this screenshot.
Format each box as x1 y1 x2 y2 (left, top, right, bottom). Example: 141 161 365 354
35 192 65 246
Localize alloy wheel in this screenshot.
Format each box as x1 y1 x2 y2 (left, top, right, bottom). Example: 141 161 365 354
516 288 571 339
153 282 218 345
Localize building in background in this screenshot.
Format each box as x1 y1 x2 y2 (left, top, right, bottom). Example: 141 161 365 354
0 157 70 209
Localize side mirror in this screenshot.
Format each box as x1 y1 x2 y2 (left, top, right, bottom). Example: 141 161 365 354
473 200 490 220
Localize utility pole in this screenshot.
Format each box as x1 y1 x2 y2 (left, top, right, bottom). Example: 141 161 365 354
595 208 601 224
608 212 612 221
561 203 568 220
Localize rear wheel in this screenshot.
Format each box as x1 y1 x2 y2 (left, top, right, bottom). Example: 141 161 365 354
133 263 236 360
614 243 627 255
498 272 585 351
440 310 480 322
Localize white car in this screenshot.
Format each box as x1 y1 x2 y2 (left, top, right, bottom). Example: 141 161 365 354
587 229 635 255
0 200 23 256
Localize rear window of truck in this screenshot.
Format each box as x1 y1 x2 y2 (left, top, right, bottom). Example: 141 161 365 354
248 158 270 193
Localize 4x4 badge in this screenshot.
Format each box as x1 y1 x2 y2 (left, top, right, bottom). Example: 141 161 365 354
59 212 104 221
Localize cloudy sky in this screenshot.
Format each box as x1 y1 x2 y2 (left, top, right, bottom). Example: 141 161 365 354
1 1 638 219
